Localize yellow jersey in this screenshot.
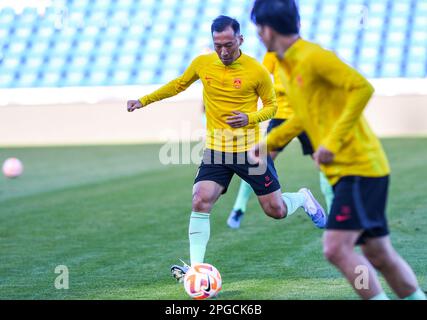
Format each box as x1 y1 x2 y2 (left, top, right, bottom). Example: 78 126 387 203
262 52 293 119
139 52 277 152
266 39 390 185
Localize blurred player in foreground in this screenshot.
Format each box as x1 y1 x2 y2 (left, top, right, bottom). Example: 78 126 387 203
227 51 334 229
249 0 425 300
127 15 326 281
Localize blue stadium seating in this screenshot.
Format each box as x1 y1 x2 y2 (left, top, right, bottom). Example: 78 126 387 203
0 0 425 88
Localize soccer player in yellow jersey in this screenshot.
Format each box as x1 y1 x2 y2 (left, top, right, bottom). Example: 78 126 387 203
126 15 326 281
250 0 425 300
227 52 334 229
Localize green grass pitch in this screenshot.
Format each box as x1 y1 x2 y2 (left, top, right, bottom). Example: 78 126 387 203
1 138 426 299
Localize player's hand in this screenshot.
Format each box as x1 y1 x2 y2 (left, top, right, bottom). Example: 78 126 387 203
313 146 335 167
247 141 267 165
226 111 249 128
127 100 143 112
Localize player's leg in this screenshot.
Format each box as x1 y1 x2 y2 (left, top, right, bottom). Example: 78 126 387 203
189 150 234 265
171 150 233 281
257 188 319 220
227 180 252 228
190 180 224 264
227 150 281 228
323 230 386 299
171 180 225 282
324 175 400 299
257 189 287 218
227 119 284 229
235 151 327 227
361 236 426 300
257 188 326 228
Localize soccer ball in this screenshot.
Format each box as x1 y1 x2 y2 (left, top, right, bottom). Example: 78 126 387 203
2 158 24 178
183 263 222 300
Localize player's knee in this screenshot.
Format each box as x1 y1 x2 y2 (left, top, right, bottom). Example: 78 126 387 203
323 241 346 265
264 203 286 219
365 248 396 270
192 193 212 212
366 255 385 270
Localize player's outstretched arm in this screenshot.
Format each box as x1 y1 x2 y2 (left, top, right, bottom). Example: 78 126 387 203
312 50 374 154
266 115 304 152
248 115 303 166
127 56 202 112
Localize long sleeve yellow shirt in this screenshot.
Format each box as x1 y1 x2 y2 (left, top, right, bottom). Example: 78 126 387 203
266 39 390 185
139 52 277 152
262 52 293 119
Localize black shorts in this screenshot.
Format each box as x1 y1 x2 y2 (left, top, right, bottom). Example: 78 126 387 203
326 176 390 245
194 149 281 196
266 118 314 155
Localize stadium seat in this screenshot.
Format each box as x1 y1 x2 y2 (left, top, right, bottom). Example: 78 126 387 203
158 69 181 84
0 0 426 88
381 62 401 78
0 7 15 28
314 8 337 48
406 62 426 78
358 46 379 78
134 69 157 85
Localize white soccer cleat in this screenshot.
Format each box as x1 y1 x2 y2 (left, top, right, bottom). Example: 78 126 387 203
299 188 327 228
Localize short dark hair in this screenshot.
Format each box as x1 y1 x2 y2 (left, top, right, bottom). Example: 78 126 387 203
251 0 300 35
211 15 240 35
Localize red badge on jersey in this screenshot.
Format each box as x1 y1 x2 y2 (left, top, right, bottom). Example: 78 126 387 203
296 75 303 87
233 78 242 89
205 76 213 86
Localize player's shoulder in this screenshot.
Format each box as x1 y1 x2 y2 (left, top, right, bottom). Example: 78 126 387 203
303 39 336 60
192 52 218 65
241 53 270 73
241 52 262 65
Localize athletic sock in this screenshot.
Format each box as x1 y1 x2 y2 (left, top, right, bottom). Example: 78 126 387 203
232 180 252 212
282 192 306 216
189 211 210 266
403 288 426 300
369 292 390 300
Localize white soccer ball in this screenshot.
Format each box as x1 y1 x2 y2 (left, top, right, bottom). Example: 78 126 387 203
2 158 24 178
183 263 222 300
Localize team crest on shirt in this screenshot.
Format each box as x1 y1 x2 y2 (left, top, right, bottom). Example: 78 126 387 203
205 76 213 86
296 74 303 87
233 78 242 89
